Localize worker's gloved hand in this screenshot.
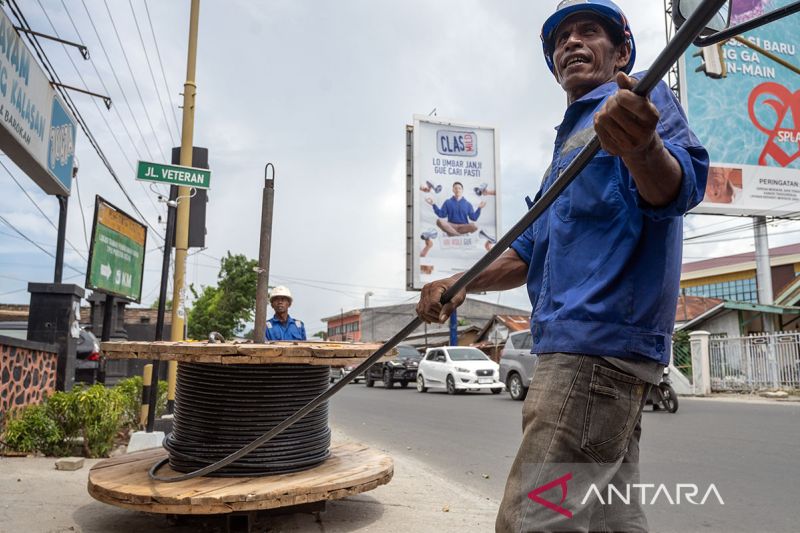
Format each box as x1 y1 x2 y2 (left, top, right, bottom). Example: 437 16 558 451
417 275 467 324
594 72 662 158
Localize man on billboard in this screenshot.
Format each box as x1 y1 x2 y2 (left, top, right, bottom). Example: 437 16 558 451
424 181 486 236
415 1 708 530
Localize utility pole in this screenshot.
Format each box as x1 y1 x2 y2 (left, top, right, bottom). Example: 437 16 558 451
167 0 201 413
254 164 275 343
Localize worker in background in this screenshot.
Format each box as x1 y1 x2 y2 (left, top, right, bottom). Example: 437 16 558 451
265 286 307 341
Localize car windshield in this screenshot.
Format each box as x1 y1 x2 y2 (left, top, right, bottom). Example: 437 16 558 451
397 345 422 360
448 348 489 361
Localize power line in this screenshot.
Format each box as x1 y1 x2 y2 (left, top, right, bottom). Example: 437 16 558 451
127 0 177 147
7 0 163 241
144 0 181 139
59 0 147 163
101 0 168 162
0 214 84 275
0 159 87 262
33 0 165 220
78 0 157 161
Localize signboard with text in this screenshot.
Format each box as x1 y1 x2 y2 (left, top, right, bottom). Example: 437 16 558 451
136 160 211 189
407 116 500 290
679 0 800 217
86 197 147 302
0 9 77 196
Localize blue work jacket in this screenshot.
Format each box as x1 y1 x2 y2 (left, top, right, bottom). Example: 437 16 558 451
433 197 482 224
510 76 708 365
265 315 307 341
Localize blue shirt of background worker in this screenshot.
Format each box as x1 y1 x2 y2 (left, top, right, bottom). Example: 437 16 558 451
264 286 307 341
265 315 306 341
509 75 708 366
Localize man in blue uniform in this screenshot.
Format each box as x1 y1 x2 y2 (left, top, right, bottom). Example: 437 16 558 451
425 181 486 236
265 286 307 341
416 1 708 530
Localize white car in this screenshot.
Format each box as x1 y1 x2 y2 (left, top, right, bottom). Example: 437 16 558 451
417 346 504 395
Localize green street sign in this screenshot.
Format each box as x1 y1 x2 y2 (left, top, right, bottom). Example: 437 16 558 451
86 197 147 302
136 160 211 189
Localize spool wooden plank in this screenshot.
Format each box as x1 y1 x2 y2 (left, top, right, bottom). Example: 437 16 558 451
88 442 393 514
100 340 394 366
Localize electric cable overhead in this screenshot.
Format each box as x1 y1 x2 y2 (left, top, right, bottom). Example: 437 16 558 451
0 159 87 262
144 0 182 139
57 0 148 164
0 214 84 275
127 0 177 147
34 0 164 220
77 0 157 161
101 0 168 162
7 0 164 241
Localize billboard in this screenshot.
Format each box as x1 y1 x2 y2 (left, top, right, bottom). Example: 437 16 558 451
0 9 77 196
407 116 500 290
679 0 800 217
86 197 147 302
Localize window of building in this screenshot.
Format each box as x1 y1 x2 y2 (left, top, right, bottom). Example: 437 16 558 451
684 276 758 303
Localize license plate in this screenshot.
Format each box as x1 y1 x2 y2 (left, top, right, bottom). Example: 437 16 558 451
478 378 492 384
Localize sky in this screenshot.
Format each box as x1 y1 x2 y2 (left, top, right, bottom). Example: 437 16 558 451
1 0 799 338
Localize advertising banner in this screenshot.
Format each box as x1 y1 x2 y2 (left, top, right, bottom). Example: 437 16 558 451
86 197 147 302
407 116 500 290
0 10 77 196
679 0 800 217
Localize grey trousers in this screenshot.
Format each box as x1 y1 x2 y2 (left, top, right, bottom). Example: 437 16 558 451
496 353 651 533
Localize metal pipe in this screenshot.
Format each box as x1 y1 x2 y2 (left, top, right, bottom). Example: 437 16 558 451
254 164 275 343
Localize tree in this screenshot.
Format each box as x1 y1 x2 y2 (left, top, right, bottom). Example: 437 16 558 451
187 253 258 340
313 331 328 340
149 297 172 310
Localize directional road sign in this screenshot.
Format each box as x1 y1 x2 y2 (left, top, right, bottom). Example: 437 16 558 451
86 197 147 302
136 160 211 189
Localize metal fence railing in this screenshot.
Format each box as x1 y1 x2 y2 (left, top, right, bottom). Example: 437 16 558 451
709 332 800 391
672 340 693 384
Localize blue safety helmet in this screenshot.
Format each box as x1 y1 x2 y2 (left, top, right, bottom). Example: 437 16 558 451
541 0 636 75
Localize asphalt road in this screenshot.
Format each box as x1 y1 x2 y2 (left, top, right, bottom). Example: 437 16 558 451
330 384 800 533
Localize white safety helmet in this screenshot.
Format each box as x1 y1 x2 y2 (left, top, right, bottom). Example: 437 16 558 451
269 285 293 303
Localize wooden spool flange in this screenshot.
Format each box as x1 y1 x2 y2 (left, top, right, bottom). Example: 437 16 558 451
88 442 393 514
100 340 394 367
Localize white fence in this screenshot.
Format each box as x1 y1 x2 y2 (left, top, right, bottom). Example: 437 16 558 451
709 332 800 391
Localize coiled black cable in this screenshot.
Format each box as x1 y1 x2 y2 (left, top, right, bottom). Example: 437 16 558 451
162 363 331 477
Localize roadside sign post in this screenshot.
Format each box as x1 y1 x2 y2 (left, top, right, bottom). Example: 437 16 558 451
136 160 211 189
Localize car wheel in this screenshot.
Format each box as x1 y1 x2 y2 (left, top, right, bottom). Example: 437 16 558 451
446 375 457 395
383 369 394 389
508 373 527 401
365 376 374 387
417 374 427 393
491 388 502 394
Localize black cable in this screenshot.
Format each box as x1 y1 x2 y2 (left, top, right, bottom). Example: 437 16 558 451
0 159 87 261
7 0 163 241
101 0 167 162
0 214 83 275
156 364 331 477
143 0 182 139
35 0 165 217
127 0 176 147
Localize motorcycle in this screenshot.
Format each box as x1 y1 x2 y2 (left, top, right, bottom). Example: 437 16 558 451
648 367 679 413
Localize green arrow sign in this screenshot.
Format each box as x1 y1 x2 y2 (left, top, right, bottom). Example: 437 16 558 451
136 160 211 189
86 198 147 302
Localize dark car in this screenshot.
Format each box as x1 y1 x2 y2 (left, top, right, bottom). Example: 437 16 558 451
365 344 422 389
75 328 101 384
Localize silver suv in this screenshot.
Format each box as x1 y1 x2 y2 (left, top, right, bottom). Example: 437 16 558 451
498 330 537 401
